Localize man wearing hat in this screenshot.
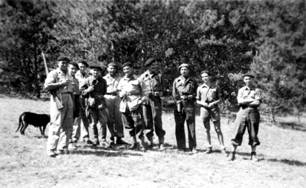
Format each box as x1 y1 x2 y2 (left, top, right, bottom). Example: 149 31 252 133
44 56 74 157
138 58 165 149
229 73 262 161
71 60 90 144
81 65 109 147
103 62 127 146
172 63 198 152
117 62 146 150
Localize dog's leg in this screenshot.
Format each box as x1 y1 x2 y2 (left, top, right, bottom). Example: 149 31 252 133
21 122 28 135
16 114 23 132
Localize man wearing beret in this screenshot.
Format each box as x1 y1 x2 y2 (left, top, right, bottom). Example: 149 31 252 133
103 62 127 146
44 56 74 157
229 73 262 161
138 58 165 149
172 63 197 152
117 62 146 150
81 65 109 147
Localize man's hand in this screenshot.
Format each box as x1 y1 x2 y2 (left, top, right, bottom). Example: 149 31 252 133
201 102 209 108
59 79 70 87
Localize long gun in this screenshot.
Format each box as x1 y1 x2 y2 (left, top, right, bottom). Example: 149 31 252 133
41 52 64 110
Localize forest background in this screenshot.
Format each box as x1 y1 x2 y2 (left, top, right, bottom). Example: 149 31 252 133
0 0 305 122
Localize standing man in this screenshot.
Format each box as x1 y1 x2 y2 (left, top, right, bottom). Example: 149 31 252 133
117 62 146 150
44 56 74 157
103 62 127 145
196 70 225 154
229 74 262 161
172 63 197 152
138 58 165 149
81 65 108 147
72 61 90 144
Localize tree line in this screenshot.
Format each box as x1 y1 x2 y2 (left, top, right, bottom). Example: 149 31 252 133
0 0 305 120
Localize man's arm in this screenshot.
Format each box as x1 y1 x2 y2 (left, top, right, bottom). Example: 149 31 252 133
237 88 254 105
44 71 69 91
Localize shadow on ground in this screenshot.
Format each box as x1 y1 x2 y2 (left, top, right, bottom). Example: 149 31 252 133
266 158 306 167
70 148 143 157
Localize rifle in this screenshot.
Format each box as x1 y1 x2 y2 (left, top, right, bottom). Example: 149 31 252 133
41 52 64 110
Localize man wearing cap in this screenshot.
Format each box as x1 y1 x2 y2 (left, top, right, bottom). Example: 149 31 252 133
172 63 197 152
138 58 165 149
103 62 127 146
229 73 262 161
196 70 225 154
81 65 108 147
71 61 90 144
117 62 146 150
44 56 74 157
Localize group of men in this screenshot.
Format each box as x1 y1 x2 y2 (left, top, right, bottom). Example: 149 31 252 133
44 56 262 161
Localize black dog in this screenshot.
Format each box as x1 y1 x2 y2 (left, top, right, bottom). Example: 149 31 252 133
16 112 50 137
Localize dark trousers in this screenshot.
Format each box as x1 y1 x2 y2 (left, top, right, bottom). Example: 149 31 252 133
231 108 260 147
142 96 165 140
121 107 145 139
174 105 196 150
88 107 110 144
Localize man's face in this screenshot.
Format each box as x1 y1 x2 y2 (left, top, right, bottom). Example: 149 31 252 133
91 69 100 78
78 63 87 73
107 66 117 75
69 65 78 76
180 67 189 77
201 72 210 83
243 76 253 86
123 66 133 76
58 61 68 72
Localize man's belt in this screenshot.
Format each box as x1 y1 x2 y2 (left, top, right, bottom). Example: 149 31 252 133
61 91 73 94
180 94 195 101
240 105 258 110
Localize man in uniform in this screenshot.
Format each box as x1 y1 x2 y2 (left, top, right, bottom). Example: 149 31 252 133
229 74 262 161
138 58 165 149
81 65 109 147
44 56 74 157
196 70 225 154
117 62 146 150
172 63 197 152
72 61 90 143
103 62 127 145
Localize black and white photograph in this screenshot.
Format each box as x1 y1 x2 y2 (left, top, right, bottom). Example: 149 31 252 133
0 0 305 187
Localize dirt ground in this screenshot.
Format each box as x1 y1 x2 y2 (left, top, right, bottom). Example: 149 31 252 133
0 96 305 188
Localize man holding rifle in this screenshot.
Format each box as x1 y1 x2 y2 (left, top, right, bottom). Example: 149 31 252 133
44 56 74 157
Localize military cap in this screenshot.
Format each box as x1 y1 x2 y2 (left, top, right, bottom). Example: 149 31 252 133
243 73 255 78
122 62 133 68
57 56 70 63
178 63 190 70
144 58 157 67
107 62 119 68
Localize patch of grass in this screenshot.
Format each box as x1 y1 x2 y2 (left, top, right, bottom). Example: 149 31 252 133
0 96 306 187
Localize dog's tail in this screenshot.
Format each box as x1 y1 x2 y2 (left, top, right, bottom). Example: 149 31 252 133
16 113 24 132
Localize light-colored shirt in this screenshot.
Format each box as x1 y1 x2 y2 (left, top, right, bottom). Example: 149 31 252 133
44 68 74 94
117 75 143 112
75 70 89 90
138 70 163 96
103 73 121 95
237 86 262 107
196 83 220 103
